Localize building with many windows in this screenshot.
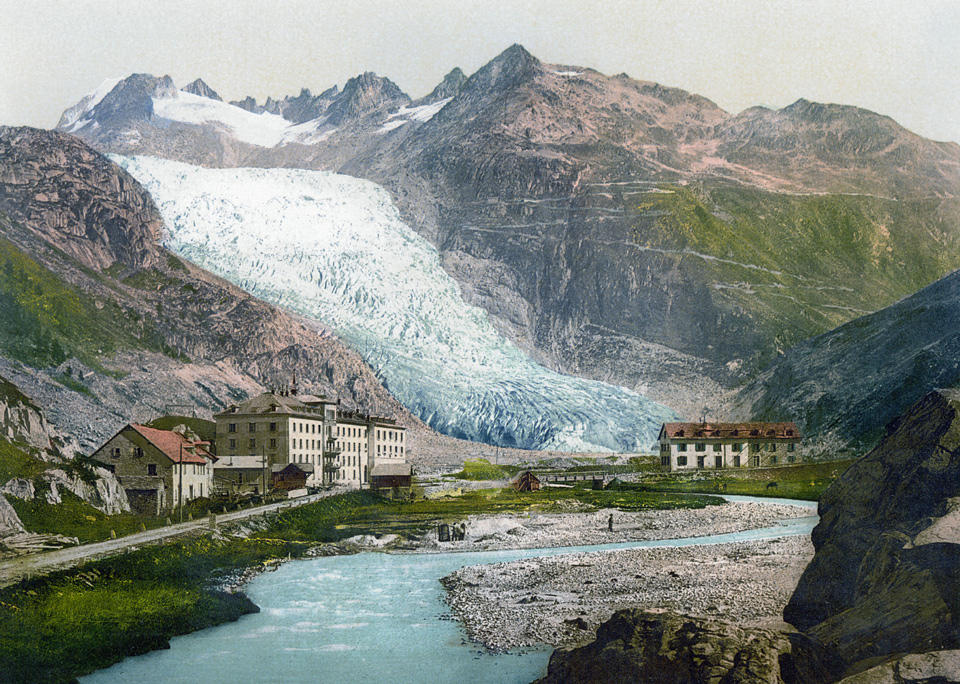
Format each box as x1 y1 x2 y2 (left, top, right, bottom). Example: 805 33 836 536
213 391 407 491
658 422 801 472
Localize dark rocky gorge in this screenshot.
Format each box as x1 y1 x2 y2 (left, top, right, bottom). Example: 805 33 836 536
535 389 960 684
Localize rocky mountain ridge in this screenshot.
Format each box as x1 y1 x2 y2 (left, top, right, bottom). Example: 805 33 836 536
52 44 960 448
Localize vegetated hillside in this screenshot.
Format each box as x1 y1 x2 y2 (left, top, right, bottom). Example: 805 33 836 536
55 45 960 421
0 126 416 455
727 266 960 455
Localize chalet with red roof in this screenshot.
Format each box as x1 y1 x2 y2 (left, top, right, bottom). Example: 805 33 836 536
658 422 801 472
91 424 216 515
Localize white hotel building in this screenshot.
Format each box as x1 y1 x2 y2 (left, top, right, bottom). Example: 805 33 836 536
213 391 406 491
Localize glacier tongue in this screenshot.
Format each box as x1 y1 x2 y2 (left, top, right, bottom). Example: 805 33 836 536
114 155 680 452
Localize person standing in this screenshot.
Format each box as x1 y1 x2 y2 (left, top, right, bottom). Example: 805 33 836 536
608 513 614 532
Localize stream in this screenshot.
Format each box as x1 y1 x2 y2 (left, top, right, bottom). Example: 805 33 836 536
80 496 818 684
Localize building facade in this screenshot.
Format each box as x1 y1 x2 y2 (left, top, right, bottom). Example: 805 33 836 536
91 424 215 515
658 422 801 472
213 391 407 491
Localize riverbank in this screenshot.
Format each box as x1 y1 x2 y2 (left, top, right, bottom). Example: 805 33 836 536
409 499 811 553
441 534 814 651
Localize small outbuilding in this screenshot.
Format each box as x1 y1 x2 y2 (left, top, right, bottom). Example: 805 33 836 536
513 470 541 492
272 463 313 491
370 462 413 490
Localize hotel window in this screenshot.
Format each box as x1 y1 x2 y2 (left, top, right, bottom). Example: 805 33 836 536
715 456 723 468
269 422 277 432
771 455 778 464
147 464 157 476
678 444 687 452
677 456 688 466
788 443 796 452
733 455 741 467
229 439 236 449
113 447 121 458
768 443 777 452
249 438 256 448
697 455 705 468
270 438 277 448
249 423 256 433
695 443 705 452
228 423 236 433
712 444 721 452
732 443 742 452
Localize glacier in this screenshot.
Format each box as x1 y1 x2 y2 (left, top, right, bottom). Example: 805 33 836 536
114 155 680 452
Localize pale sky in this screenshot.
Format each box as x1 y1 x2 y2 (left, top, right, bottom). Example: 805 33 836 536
2 0 959 143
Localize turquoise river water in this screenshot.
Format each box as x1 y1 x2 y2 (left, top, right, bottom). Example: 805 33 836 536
80 496 817 684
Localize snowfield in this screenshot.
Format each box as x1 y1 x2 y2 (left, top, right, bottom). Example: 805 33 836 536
115 156 679 452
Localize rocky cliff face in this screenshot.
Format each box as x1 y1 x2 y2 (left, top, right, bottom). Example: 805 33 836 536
534 610 844 684
784 389 960 664
0 127 161 270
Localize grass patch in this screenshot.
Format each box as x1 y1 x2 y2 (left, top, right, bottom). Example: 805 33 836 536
0 535 295 684
0 440 49 483
145 416 216 443
451 458 518 481
6 491 167 544
636 460 855 501
0 228 166 371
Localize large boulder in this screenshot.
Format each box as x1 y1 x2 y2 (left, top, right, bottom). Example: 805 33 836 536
785 388 960 665
532 610 844 684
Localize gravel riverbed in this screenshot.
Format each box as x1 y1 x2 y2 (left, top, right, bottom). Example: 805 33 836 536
434 501 815 652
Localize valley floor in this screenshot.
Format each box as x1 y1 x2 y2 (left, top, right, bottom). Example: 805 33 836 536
431 500 814 651
443 535 813 651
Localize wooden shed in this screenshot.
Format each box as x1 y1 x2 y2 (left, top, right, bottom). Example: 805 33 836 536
271 463 313 491
370 463 413 490
513 470 541 492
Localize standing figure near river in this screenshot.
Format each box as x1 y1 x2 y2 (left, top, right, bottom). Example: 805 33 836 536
608 513 614 532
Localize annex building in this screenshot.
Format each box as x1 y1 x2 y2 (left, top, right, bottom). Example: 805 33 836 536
658 422 801 472
213 390 407 493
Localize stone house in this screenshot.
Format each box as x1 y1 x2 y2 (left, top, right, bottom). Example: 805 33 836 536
658 422 801 472
91 424 215 515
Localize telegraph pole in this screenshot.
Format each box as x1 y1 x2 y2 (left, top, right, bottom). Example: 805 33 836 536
178 443 184 524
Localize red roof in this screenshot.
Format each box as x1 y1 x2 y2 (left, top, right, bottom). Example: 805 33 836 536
660 422 800 441
129 424 214 464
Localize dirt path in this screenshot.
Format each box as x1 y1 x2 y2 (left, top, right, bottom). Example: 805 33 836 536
0 488 347 587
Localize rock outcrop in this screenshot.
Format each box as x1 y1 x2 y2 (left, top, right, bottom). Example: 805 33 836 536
533 610 844 684
784 388 960 666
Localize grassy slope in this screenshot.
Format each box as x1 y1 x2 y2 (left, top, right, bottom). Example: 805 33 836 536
0 225 167 372
632 185 960 370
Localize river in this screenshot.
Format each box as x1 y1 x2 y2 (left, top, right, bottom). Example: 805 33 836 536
80 496 818 684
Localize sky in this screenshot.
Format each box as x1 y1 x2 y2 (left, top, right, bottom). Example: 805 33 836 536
2 0 959 143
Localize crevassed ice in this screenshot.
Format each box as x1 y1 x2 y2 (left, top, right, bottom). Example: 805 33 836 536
114 155 679 452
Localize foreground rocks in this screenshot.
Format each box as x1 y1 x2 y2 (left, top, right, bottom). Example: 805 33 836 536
534 610 845 684
786 389 960 667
